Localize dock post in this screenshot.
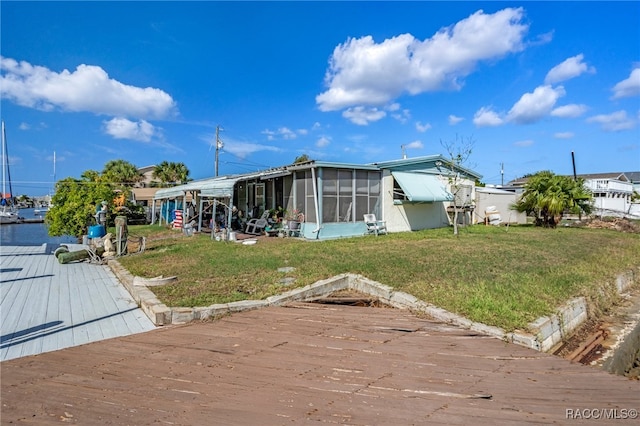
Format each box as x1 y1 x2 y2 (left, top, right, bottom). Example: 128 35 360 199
115 215 128 256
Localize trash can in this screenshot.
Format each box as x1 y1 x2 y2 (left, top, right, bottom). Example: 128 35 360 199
88 224 106 239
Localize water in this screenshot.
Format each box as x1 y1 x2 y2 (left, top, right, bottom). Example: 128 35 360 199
0 208 77 247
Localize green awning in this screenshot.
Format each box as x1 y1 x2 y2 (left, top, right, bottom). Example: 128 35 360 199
391 171 453 202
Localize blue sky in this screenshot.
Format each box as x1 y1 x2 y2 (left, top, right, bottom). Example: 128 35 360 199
1 1 639 196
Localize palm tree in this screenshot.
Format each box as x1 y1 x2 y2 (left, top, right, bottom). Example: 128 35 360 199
152 161 190 187
102 160 142 187
513 171 592 227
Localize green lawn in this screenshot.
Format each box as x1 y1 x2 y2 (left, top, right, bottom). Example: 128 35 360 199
117 224 640 331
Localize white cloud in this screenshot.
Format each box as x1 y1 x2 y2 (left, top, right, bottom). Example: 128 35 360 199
551 104 588 118
611 68 640 99
403 140 424 150
415 121 432 132
507 85 565 124
544 54 595 84
390 106 411 123
0 56 177 119
262 127 300 140
342 106 386 125
554 132 574 139
448 115 464 125
587 110 636 131
103 118 158 142
19 122 29 130
514 139 534 147
223 140 280 159
316 8 528 112
385 102 411 122
316 136 331 148
473 107 504 127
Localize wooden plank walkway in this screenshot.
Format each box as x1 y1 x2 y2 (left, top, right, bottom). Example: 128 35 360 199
0 244 155 362
2 303 638 424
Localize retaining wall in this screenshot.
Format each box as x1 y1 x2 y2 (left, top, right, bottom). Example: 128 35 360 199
109 259 638 353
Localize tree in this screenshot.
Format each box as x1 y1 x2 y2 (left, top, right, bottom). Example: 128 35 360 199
512 171 593 227
102 159 142 187
440 135 476 236
293 154 311 164
47 160 151 237
46 174 115 237
152 161 190 187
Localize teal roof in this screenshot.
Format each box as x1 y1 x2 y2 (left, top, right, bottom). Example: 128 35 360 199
374 155 482 180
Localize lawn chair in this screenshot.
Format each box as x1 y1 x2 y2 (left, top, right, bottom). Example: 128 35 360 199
363 214 387 236
245 210 269 235
287 220 302 237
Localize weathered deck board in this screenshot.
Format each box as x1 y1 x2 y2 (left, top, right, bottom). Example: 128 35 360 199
2 303 638 425
0 245 155 362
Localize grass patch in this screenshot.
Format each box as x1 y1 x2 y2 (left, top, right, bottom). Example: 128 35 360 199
118 224 640 331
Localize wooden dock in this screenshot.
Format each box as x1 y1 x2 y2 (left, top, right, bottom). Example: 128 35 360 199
2 302 638 424
0 244 155 362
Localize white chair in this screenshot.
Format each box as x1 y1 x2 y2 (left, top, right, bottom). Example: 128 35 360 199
363 214 387 236
245 211 269 235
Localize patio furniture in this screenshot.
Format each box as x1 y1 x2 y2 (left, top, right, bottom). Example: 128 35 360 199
287 220 302 237
245 211 269 235
364 214 387 236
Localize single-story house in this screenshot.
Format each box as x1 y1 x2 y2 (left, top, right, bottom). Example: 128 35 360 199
151 155 483 240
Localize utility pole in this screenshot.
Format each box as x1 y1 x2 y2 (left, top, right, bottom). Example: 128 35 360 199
215 125 223 177
501 162 504 186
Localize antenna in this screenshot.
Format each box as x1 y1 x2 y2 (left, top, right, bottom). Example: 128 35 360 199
215 125 224 177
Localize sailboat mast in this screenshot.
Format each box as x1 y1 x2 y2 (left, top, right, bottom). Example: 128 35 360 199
2 121 5 199
3 122 14 203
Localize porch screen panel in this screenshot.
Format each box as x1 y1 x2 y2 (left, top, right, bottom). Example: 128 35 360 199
295 171 306 220
322 169 338 223
265 180 274 211
305 170 317 223
355 171 369 220
369 171 381 217
355 171 381 219
338 170 353 222
283 175 293 213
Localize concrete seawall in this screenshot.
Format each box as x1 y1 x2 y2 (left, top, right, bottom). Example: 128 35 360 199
109 259 638 359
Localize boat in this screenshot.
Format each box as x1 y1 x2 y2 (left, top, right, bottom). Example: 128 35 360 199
35 152 55 215
1 120 19 224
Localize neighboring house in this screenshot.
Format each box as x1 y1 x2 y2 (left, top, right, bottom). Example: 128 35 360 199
505 172 639 219
626 171 640 218
581 172 635 218
130 165 177 218
151 155 482 239
626 171 640 194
